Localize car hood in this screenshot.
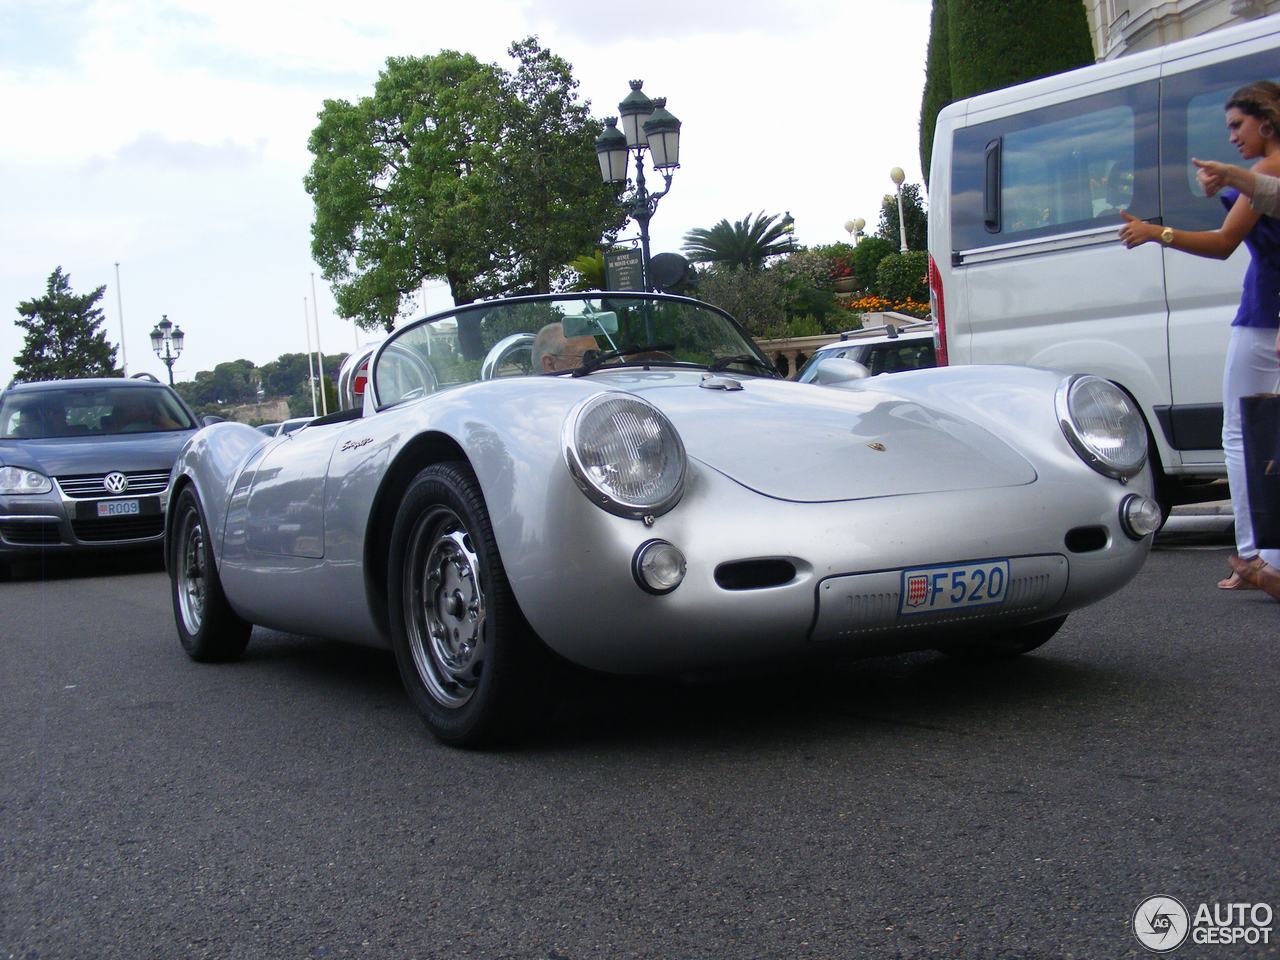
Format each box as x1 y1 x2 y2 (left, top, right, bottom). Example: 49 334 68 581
612 373 1036 502
0 430 195 477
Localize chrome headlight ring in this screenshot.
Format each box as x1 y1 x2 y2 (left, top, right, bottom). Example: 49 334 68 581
562 392 687 520
1055 374 1148 482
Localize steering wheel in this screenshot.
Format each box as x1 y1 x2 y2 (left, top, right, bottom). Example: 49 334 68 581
481 333 537 380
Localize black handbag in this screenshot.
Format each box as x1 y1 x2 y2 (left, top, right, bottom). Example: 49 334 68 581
1241 391 1280 550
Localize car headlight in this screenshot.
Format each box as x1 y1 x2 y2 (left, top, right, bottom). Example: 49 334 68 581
563 392 686 519
1055 375 1148 481
0 466 53 495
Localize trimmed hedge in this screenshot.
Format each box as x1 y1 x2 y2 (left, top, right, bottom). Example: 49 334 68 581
875 251 929 304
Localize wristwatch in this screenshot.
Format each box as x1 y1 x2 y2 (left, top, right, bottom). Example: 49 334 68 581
1160 226 1174 246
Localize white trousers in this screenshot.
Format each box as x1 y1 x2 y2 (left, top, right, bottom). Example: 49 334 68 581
1222 325 1280 566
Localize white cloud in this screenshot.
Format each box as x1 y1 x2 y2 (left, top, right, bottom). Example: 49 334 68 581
0 0 932 386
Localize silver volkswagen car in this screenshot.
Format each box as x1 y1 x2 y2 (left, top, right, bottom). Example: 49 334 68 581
0 378 200 573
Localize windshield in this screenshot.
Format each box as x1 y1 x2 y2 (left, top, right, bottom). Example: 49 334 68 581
0 386 195 439
372 294 775 408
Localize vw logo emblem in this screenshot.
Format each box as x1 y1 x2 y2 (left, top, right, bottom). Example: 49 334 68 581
103 472 129 494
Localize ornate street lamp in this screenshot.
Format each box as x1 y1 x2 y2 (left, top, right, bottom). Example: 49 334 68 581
890 167 908 253
844 217 866 246
595 80 682 291
781 211 796 251
149 314 184 385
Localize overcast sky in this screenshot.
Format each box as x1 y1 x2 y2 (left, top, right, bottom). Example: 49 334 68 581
0 0 932 387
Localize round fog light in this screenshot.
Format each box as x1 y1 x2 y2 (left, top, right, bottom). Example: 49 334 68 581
1120 494 1162 539
633 539 686 595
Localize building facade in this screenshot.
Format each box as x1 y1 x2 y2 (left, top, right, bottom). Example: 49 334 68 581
1084 0 1280 59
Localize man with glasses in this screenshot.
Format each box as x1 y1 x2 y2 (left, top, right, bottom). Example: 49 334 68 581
532 322 598 373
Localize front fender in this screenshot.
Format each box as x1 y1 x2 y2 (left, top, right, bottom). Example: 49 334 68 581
166 422 272 568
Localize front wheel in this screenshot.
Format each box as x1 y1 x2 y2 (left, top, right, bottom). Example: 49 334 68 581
938 615 1067 661
169 487 252 662
387 462 544 747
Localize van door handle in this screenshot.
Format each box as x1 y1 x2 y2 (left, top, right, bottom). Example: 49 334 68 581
983 138 1001 232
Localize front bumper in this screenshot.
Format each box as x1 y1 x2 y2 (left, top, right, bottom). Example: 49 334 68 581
0 488 167 557
507 458 1155 674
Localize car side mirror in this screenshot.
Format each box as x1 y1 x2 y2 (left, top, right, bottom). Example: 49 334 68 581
202 415 226 427
811 357 870 385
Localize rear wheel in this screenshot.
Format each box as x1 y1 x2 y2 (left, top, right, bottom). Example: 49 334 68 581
938 615 1067 661
387 462 545 747
170 487 251 662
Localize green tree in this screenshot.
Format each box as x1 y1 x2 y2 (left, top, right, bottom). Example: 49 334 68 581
919 0 1094 184
567 251 606 291
875 250 930 304
919 0 952 183
305 39 620 330
850 236 895 291
683 212 793 272
12 267 120 382
490 38 626 294
875 184 928 253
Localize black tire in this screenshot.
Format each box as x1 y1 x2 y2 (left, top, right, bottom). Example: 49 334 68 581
387 462 543 747
938 615 1067 661
169 487 251 662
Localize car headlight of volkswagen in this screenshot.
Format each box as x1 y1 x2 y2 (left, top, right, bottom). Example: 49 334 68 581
563 392 686 519
0 466 53 495
1056 375 1148 481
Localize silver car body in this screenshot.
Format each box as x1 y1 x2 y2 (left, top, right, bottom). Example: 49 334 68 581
167 293 1154 675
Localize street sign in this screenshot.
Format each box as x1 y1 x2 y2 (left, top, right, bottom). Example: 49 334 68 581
604 249 644 291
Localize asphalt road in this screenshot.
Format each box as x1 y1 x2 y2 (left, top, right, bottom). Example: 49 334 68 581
2 514 1277 960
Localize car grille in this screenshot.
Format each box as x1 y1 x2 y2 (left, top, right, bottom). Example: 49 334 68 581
0 520 63 545
71 516 165 542
56 471 171 499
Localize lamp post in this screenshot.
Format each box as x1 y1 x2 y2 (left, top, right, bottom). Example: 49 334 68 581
149 315 184 386
890 167 908 253
843 217 866 246
781 211 796 251
594 80 682 291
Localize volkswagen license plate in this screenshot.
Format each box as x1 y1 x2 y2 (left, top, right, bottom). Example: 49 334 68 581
900 560 1010 615
97 499 140 517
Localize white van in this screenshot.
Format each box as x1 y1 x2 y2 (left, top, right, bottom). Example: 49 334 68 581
927 14 1280 512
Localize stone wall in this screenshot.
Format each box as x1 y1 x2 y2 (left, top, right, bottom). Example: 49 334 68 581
224 398 290 425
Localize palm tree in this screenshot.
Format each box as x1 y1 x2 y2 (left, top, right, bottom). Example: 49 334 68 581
682 212 793 271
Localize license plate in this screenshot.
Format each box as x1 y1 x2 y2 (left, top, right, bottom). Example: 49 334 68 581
900 560 1010 615
97 499 140 517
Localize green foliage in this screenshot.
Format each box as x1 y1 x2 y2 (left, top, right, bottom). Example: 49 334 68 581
948 0 1094 101
874 251 930 304
919 0 952 184
694 266 793 339
12 267 120 382
305 39 622 329
850 237 894 291
492 38 626 295
919 0 1094 183
876 183 928 252
682 212 794 272
567 250 606 291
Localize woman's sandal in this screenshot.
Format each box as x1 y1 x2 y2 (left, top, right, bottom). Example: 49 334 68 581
1218 555 1265 590
1227 555 1280 600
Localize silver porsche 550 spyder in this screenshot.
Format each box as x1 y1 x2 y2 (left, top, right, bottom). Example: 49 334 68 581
164 292 1160 746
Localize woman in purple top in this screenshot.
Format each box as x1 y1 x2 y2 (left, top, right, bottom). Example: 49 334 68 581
1120 80 1280 590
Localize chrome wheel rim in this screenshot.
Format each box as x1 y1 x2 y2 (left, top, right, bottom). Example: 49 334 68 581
404 506 487 708
176 508 207 635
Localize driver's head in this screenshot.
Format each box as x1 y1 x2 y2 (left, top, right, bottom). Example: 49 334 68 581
533 322 596 373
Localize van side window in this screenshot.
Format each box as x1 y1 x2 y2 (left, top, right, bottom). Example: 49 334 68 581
1160 51 1280 232
952 82 1158 252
